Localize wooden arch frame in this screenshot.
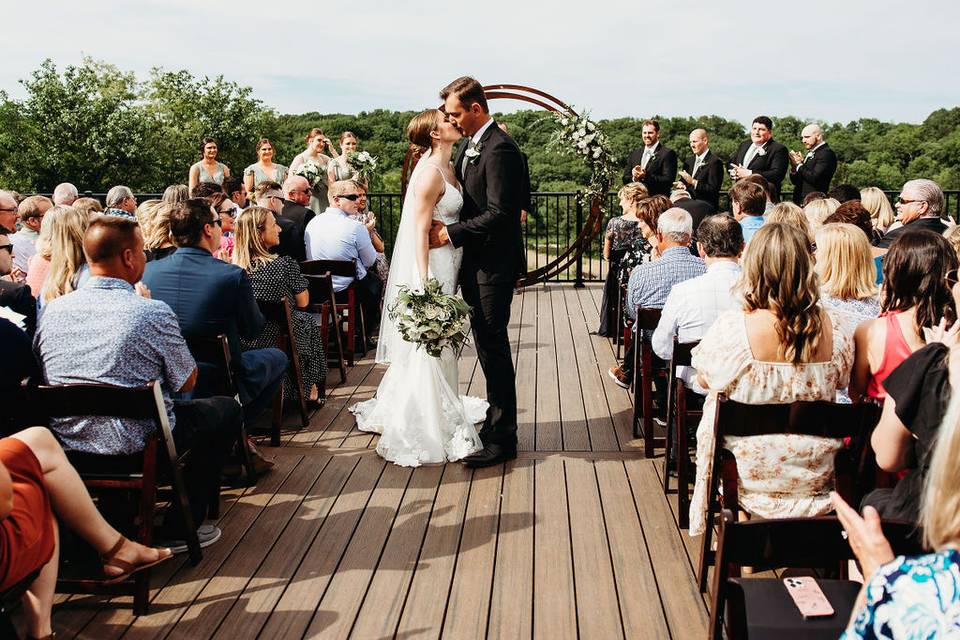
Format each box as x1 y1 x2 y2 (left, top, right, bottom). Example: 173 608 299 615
400 84 605 288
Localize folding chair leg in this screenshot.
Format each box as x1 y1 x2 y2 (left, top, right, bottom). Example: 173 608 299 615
238 422 257 487
133 571 150 616
270 385 283 447
677 389 689 530
698 513 714 592
663 373 675 495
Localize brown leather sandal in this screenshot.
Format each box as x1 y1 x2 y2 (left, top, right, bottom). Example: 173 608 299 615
100 536 172 585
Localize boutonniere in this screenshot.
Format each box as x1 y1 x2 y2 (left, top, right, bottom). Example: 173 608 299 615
464 141 483 164
756 146 767 157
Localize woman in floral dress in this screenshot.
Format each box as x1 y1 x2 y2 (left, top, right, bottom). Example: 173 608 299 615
596 182 648 336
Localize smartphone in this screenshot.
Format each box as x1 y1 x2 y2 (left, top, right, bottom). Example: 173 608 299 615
783 577 834 618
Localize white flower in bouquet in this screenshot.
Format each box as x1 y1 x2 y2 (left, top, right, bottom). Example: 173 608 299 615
293 161 323 188
346 150 379 182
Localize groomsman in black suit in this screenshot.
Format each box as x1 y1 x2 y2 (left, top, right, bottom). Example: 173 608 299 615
788 124 838 205
677 128 724 209
622 120 677 196
729 115 789 201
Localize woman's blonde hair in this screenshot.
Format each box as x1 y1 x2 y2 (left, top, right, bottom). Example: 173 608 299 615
232 206 277 271
944 225 960 260
815 223 879 300
860 187 896 232
136 200 174 250
71 197 103 218
767 202 812 242
41 205 89 303
617 182 650 212
803 197 840 235
923 392 960 550
738 222 824 364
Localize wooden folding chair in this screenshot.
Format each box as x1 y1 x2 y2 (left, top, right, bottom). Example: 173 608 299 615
662 339 702 529
709 510 922 639
257 298 311 436
301 259 366 364
305 273 347 383
631 307 664 458
696 399 882 592
185 335 258 478
32 381 200 616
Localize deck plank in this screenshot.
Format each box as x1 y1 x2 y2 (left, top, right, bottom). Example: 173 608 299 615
535 286 562 451
515 287 537 452
532 457 577 639
552 285 591 451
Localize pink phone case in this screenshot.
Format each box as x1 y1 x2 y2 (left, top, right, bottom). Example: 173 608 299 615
783 577 835 618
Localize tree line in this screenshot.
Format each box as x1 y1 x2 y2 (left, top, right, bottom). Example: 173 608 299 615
1 58 958 196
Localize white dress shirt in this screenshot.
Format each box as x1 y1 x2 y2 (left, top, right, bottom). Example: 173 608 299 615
691 150 709 176
641 141 660 169
471 118 496 145
304 207 377 292
652 260 742 391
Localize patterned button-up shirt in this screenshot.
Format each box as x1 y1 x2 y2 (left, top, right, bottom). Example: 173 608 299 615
33 276 196 454
103 207 137 220
626 245 706 331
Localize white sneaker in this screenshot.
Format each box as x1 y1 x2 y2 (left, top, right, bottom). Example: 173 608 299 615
162 524 222 555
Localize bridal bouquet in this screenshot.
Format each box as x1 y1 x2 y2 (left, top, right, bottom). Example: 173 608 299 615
292 160 324 188
388 278 472 358
346 150 378 181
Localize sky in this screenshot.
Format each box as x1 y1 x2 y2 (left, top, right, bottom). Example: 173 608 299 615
3 0 957 127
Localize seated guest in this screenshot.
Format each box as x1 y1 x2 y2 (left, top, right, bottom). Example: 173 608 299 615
828 183 861 203
71 197 103 218
802 191 827 206
729 180 767 242
688 223 853 536
803 196 840 235
766 201 812 243
0 190 18 233
669 189 715 244
0 317 40 433
860 186 896 236
161 184 189 206
142 199 288 421
741 173 774 211
874 179 949 249
38 205 91 309
652 214 743 393
608 208 706 388
254 181 305 262
614 194 670 294
281 174 317 238
0 427 171 639
596 181 648 337
209 193 237 260
353 180 391 284
305 179 382 341
824 199 888 281
233 206 327 403
815 223 881 335
0 232 37 335
11 195 51 276
833 388 960 637
52 182 78 206
850 229 957 402
103 185 137 219
137 200 177 262
34 216 242 546
25 207 57 296
223 175 248 215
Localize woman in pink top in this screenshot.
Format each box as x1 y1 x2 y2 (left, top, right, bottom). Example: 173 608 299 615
850 229 958 402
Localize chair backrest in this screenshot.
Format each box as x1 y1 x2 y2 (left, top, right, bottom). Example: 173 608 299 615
671 339 699 367
304 273 335 303
635 307 662 332
714 398 881 440
301 258 356 278
257 298 294 338
31 381 177 463
185 334 237 398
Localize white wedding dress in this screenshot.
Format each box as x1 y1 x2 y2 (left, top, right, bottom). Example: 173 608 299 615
349 151 486 467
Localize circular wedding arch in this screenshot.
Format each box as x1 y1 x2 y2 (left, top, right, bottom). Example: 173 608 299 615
400 84 605 288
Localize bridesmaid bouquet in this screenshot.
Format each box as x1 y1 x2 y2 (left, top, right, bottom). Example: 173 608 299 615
388 278 471 358
292 161 324 188
346 151 378 181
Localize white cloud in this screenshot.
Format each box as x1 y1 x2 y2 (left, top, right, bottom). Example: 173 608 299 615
3 0 958 125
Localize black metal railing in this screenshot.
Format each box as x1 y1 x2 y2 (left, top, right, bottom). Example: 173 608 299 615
73 189 960 284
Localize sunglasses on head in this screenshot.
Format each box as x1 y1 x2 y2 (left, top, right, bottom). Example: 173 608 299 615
338 194 361 201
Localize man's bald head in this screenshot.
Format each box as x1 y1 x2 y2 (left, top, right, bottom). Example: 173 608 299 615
283 175 311 206
689 128 709 155
801 123 824 150
83 216 145 284
53 183 79 205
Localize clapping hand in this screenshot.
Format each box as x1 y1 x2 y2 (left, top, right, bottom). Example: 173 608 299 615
788 150 804 167
831 492 895 581
631 165 645 181
365 212 377 232
730 164 751 180
678 170 693 184
428 220 449 248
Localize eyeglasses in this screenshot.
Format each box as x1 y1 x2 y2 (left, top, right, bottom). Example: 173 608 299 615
337 194 361 201
0 244 12 254
209 218 223 227
218 209 234 216
0 207 16 213
897 197 924 206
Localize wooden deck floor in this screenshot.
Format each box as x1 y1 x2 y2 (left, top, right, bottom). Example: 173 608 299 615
49 283 707 640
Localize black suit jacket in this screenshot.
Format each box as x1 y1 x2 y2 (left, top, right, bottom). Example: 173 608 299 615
730 139 789 199
0 280 36 337
281 199 316 238
874 217 949 250
622 143 678 196
681 150 724 209
272 212 305 262
789 143 838 205
449 121 526 285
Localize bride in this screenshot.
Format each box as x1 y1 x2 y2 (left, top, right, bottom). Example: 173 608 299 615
349 109 486 467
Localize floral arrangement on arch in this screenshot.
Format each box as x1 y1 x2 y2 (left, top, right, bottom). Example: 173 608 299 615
292 160 324 188
346 150 379 182
548 110 617 214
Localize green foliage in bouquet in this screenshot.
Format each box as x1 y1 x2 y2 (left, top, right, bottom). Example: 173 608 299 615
388 278 472 358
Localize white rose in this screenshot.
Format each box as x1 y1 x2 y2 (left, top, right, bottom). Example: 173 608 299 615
587 122 596 132
560 118 569 126
593 148 602 158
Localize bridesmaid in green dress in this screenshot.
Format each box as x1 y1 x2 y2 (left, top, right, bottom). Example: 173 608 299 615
326 131 359 188
188 137 231 194
243 138 288 193
289 128 338 212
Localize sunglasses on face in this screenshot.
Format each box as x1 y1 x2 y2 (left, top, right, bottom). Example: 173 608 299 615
897 197 923 206
338 194 361 201
0 244 12 254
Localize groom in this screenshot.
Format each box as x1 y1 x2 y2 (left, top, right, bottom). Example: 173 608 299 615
429 76 526 468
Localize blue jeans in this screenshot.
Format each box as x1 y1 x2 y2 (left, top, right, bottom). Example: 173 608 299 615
237 347 288 421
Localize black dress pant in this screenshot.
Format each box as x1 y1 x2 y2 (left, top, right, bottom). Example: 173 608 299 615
460 274 518 447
